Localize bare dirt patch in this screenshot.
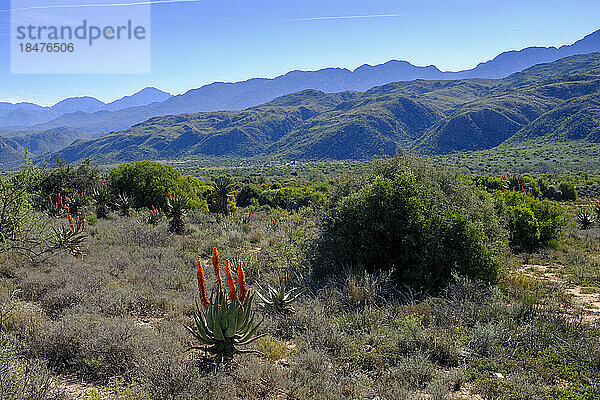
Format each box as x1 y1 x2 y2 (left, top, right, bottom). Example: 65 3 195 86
518 264 600 323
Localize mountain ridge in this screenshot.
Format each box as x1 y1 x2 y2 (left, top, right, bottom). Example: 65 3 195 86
46 53 600 164
0 88 173 129
4 28 600 134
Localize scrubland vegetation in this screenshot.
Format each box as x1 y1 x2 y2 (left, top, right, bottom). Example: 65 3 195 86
2 155 600 400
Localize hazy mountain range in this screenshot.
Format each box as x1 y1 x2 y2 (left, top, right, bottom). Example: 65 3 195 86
2 30 600 168
2 29 600 135
45 53 600 165
0 87 172 129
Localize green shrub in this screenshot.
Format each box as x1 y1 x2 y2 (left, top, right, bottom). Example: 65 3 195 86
558 181 577 201
37 158 99 208
313 156 503 292
236 185 262 208
86 215 98 226
0 163 48 255
109 161 210 211
496 190 564 249
471 175 503 192
237 183 325 211
522 176 542 198
508 206 541 250
260 186 325 210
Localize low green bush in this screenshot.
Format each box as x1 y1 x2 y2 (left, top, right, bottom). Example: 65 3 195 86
0 163 48 255
495 190 564 250
236 183 325 211
313 156 503 292
259 186 325 210
109 161 210 211
236 185 262 208
558 181 577 201
508 206 541 249
36 158 99 208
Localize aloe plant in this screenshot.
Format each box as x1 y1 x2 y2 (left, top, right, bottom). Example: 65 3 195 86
186 255 263 359
49 215 86 257
577 208 595 230
64 192 86 217
257 282 304 314
501 174 529 193
92 180 111 219
115 193 132 217
186 290 264 358
165 191 188 234
213 177 235 215
47 194 66 218
146 205 161 225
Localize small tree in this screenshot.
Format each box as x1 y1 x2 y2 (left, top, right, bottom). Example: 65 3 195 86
558 181 577 201
0 162 48 257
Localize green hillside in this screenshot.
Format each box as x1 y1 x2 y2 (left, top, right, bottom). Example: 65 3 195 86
415 76 600 153
507 94 600 143
49 53 600 163
0 127 92 169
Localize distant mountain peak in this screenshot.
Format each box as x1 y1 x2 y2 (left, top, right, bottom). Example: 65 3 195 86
137 87 171 95
104 87 172 111
52 96 103 106
454 28 600 78
51 96 105 114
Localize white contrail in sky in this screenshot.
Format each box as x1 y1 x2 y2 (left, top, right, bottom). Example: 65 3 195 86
2 3 402 23
280 14 403 22
0 0 205 13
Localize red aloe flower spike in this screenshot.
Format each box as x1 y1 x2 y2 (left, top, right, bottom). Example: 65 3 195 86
225 260 237 301
196 257 209 307
237 261 248 304
212 247 223 289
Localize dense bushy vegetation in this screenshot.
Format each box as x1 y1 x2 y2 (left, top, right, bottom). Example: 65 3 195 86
314 156 503 291
1 155 599 400
0 163 48 256
495 190 564 250
110 160 212 211
237 182 326 210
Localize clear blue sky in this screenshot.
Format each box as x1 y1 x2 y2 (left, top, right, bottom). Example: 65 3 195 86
1 0 600 105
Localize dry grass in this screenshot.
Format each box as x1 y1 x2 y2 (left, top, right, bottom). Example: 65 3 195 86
1 204 600 399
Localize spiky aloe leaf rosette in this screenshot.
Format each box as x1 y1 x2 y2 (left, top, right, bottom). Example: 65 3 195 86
185 248 265 358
